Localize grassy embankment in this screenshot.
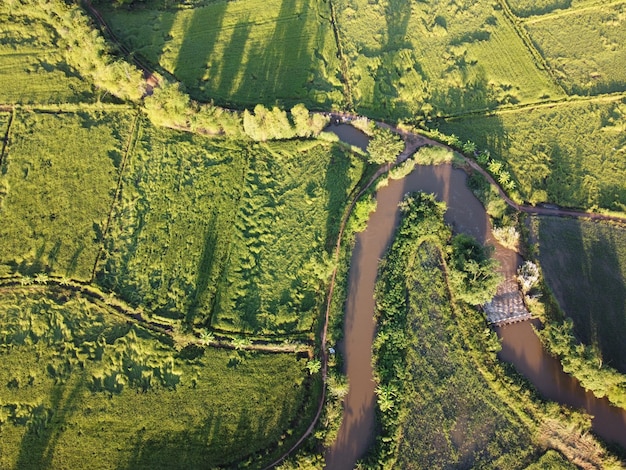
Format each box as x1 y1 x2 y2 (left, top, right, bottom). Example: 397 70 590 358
0 289 312 469
365 192 622 469
98 0 344 109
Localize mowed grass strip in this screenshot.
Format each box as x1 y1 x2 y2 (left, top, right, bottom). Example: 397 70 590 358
0 111 134 280
437 98 626 210
212 140 366 335
101 0 343 108
334 0 562 119
537 217 626 371
98 119 247 322
524 2 626 95
0 10 94 104
0 289 311 469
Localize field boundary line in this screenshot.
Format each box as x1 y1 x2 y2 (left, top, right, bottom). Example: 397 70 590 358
90 111 141 282
523 0 626 24
327 0 355 111
497 0 567 96
0 107 15 168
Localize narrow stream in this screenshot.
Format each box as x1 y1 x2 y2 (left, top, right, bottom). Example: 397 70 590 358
324 124 626 468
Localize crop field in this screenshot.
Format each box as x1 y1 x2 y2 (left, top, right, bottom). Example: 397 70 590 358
211 140 365 334
506 0 609 17
0 8 94 104
0 289 311 469
99 120 365 333
0 111 135 280
523 2 626 95
334 0 563 119
437 98 626 210
100 0 344 108
536 216 626 372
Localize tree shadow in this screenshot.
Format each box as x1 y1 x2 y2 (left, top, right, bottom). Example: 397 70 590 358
324 144 352 252
187 211 218 324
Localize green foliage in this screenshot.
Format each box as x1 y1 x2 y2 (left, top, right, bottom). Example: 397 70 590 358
413 145 460 166
449 233 503 306
438 99 626 211
370 192 536 468
0 111 134 280
0 290 311 469
143 79 191 128
243 104 327 141
524 450 577 470
366 128 404 164
99 0 344 107
524 3 626 95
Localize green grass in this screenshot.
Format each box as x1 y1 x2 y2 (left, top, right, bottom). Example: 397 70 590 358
335 0 563 119
98 118 247 323
536 216 626 372
0 8 94 104
436 98 626 210
0 111 135 280
100 0 344 108
100 120 365 333
524 3 626 95
0 288 311 469
506 0 604 17
211 140 366 334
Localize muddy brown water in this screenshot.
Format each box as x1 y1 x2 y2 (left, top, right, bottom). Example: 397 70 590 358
324 124 626 468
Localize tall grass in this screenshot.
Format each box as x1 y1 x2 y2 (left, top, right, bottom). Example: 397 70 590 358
524 3 626 95
0 289 311 469
100 0 344 108
0 111 134 280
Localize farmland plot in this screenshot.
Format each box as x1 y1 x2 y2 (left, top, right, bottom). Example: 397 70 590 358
334 0 563 119
0 111 134 280
0 9 94 104
0 289 311 469
100 0 344 108
524 2 626 95
437 98 626 210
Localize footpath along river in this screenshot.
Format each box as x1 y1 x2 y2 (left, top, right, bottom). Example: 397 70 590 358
324 124 626 469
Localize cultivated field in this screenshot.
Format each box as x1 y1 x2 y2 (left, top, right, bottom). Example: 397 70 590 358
438 98 626 210
0 111 135 280
334 0 563 119
523 2 626 95
0 289 311 469
536 217 626 371
100 0 344 108
0 8 94 104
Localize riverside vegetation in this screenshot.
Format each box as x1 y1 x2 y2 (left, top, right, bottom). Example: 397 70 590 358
1 0 626 466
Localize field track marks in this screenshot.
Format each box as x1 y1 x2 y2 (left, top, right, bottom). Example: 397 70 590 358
0 107 14 168
497 0 567 95
327 0 355 111
90 111 141 282
523 0 626 24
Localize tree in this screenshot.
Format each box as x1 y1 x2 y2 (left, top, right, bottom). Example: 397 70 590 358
366 128 404 164
306 359 321 375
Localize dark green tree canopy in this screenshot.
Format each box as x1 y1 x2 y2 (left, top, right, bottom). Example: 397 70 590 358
366 128 404 164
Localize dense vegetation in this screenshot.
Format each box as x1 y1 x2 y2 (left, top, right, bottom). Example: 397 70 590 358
0 111 135 280
0 289 312 469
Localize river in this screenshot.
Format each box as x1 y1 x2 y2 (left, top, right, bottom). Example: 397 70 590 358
324 124 626 469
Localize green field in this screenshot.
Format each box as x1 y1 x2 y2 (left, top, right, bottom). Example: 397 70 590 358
0 111 135 280
0 7 94 104
334 0 563 119
536 217 626 372
524 3 626 95
437 98 626 210
100 0 343 108
0 289 311 469
506 0 608 17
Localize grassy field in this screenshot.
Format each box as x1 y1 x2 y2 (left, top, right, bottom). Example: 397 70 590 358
100 0 343 108
334 0 563 119
99 119 365 333
523 2 626 95
436 98 626 210
506 0 610 17
536 216 626 372
0 288 312 469
0 7 94 104
0 111 135 280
